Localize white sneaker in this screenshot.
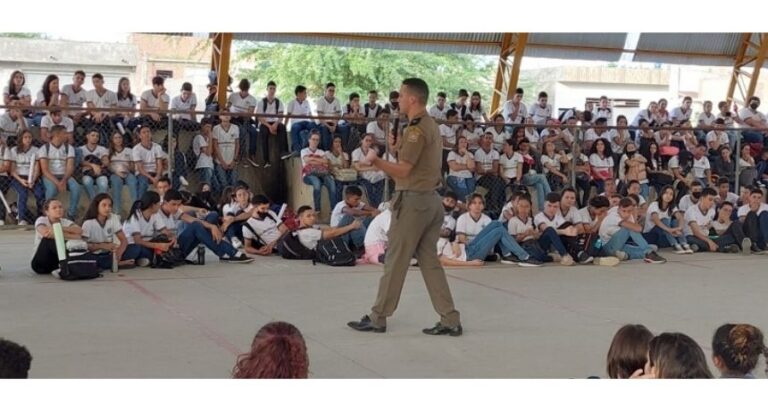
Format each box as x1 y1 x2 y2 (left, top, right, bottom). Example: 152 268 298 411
593 256 620 267
18 220 29 226
649 244 659 252
136 258 151 267
51 268 61 279
673 244 686 254
0 220 4 226
117 122 126 135
179 176 189 187
614 250 628 261
560 254 574 266
231 237 244 250
682 244 694 254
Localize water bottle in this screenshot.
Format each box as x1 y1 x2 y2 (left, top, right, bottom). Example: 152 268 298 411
197 245 206 265
595 238 603 250
111 252 118 273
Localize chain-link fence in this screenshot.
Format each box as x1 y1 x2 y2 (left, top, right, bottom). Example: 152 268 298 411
1 103 767 227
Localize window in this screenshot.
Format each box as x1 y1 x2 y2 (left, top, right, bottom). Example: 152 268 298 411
587 98 640 108
156 70 174 79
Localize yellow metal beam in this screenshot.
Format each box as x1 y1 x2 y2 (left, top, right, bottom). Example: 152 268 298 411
490 33 528 115
210 33 233 108
746 33 768 100
728 33 758 103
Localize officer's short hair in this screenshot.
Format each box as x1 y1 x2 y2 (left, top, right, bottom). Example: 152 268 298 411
346 186 363 198
402 78 429 104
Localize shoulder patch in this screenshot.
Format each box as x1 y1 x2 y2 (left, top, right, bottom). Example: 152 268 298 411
405 127 423 143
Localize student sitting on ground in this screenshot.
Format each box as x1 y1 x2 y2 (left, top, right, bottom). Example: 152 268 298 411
243 195 289 256
678 180 704 212
122 191 173 267
221 185 253 248
711 323 767 379
684 188 743 253
232 321 309 379
455 193 542 267
738 187 768 253
81 193 132 270
710 201 751 254
436 236 485 267
534 192 592 264
31 199 83 275
0 338 32 379
632 332 713 379
330 185 379 251
714 177 738 206
606 324 654 379
361 203 392 265
599 197 666 263
508 194 574 266
294 205 363 252
642 185 692 253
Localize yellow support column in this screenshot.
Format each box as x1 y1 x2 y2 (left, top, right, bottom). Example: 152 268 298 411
490 33 528 115
210 33 233 108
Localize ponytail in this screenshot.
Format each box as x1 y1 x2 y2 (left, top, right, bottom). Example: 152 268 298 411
128 191 161 222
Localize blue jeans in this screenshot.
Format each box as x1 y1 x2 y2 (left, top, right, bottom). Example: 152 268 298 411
11 178 45 223
215 165 238 189
81 175 109 200
225 221 245 242
643 217 687 248
741 131 765 145
110 174 138 215
338 214 371 249
446 176 476 204
537 227 568 256
465 220 529 261
603 228 652 260
303 174 336 212
290 121 315 153
178 221 238 258
234 119 258 158
197 167 216 192
136 173 157 200
318 123 342 150
122 244 153 262
359 178 384 207
43 176 81 218
521 173 551 211
639 183 650 200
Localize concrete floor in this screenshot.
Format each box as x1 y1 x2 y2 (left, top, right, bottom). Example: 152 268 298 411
1 229 766 378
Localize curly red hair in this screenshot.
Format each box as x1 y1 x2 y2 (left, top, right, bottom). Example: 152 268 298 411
232 321 309 379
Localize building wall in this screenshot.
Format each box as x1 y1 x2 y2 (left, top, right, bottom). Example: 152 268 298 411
553 82 670 122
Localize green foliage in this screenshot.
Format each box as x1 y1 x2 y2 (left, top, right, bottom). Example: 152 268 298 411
236 42 496 106
0 32 48 39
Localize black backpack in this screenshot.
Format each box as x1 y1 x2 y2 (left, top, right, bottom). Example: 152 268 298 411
59 252 103 281
277 230 315 260
313 238 356 267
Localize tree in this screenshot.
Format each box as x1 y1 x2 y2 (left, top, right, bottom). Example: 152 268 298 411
0 33 48 39
236 42 496 108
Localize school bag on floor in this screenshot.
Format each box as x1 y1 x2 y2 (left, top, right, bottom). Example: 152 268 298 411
313 238 356 267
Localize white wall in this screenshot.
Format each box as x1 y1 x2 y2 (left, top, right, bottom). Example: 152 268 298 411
553 82 670 122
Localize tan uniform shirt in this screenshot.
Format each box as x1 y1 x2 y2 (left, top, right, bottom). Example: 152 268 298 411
394 113 442 192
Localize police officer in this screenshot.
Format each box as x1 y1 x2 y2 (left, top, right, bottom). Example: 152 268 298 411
347 78 462 337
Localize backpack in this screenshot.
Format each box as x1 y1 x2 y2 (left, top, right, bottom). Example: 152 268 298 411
364 103 382 118
262 97 281 120
59 252 102 281
313 238 356 267
277 230 315 260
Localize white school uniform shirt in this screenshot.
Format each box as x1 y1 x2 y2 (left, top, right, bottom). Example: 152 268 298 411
86 88 118 109
366 122 388 146
3 85 31 100
117 95 138 110
534 211 565 230
81 214 123 245
154 207 185 236
301 147 326 169
40 142 75 176
578 207 593 226
692 156 710 179
717 112 735 127
584 128 610 144
352 148 385 183
716 192 739 206
227 92 257 114
502 100 527 124
0 113 28 140
507 215 535 242
213 123 239 164
467 107 486 123
242 211 282 245
540 153 561 175
737 203 768 218
438 124 459 148
315 97 342 124
330 200 366 227
436 237 468 261
40 115 74 133
598 207 629 244
529 103 553 125
33 216 74 255
739 107 768 128
498 202 515 223
364 209 392 247
525 128 540 145
61 84 87 108
8 145 37 177
474 148 500 176
429 104 449 121
223 201 253 217
498 151 522 180
296 227 324 250
255 97 285 123
455 212 492 244
131 142 165 175
462 128 483 150
170 94 198 121
0 146 7 177
631 109 654 127
643 202 678 233
594 107 613 125
80 144 108 168
123 212 166 244
192 134 214 169
683 204 715 237
560 206 583 225
608 129 630 154
487 127 510 152
669 107 692 124
286 98 312 127
109 147 133 175
706 131 729 148
677 195 698 213
447 151 474 179
698 112 716 127
140 90 170 109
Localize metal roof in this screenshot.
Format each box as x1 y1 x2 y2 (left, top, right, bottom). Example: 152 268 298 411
231 32 751 67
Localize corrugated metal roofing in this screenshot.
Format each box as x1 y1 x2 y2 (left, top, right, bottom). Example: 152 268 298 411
632 33 743 66
525 33 627 62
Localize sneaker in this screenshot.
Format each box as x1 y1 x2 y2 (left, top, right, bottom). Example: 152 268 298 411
682 244 694 254
560 254 575 266
673 244 687 254
280 152 296 160
179 176 189 187
576 251 594 264
247 157 260 168
724 244 740 253
644 251 666 264
264 162 272 168
593 256 620 266
136 258 151 267
221 253 254 263
518 257 543 267
409 258 418 266
18 220 29 226
231 237 244 250
649 244 659 252
0 220 4 226
51 268 61 279
500 254 520 265
690 243 700 253
485 253 500 263
741 238 752 256
614 250 629 261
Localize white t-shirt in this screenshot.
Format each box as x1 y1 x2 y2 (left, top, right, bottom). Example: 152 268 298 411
737 203 768 218
315 97 342 123
462 128 483 150
474 148 500 176
529 103 553 125
3 85 31 100
213 123 239 164
698 112 716 127
301 147 326 170
589 154 614 176
594 107 613 125
525 128 540 144
643 202 678 233
364 209 391 246
123 212 166 244
498 152 522 179
677 195 698 213
192 134 214 169
366 122 388 146
352 148 385 183
534 211 565 230
116 95 137 109
325 150 349 168
61 84 87 108
608 129 631 154
429 104 449 121
81 214 123 245
487 127 511 152
132 142 165 175
738 107 767 127
467 107 486 123
40 115 74 133
683 204 715 237
436 237 467 262
0 113 28 140
33 216 74 255
255 97 285 123
502 101 527 124
716 192 739 205
331 200 366 227
669 107 692 124
442 212 457 235
286 98 312 127
578 207 593 225
438 124 459 148
455 213 492 244
599 208 629 244
243 212 282 245
171 94 198 121
141 90 170 109
154 207 185 237
507 215 535 242
109 147 133 175
40 142 75 176
584 129 610 144
540 154 562 175
296 228 324 250
706 131 729 148
8 146 37 177
86 89 118 109
228 92 257 114
498 202 515 223
692 156 710 179
80 144 108 161
560 206 583 225
447 151 474 179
